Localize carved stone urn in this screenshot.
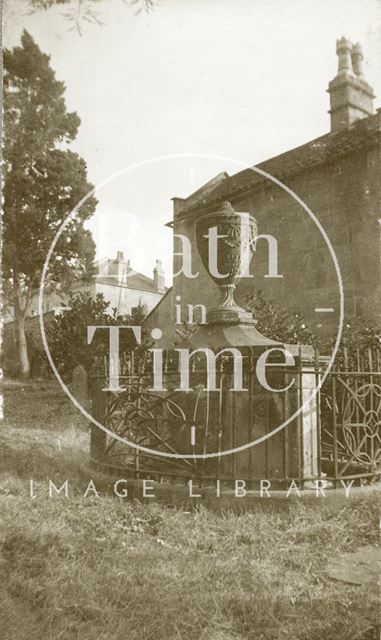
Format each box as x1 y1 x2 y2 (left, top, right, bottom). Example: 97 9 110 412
196 201 257 324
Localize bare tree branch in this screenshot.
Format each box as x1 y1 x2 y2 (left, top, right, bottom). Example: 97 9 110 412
28 0 159 33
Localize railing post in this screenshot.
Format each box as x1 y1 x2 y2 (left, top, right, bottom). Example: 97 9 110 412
315 349 322 480
332 374 339 487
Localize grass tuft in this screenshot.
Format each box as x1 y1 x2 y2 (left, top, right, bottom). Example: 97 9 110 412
0 379 379 640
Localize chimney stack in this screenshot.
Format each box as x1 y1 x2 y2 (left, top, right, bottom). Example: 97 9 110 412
108 250 126 284
153 259 165 293
328 37 375 132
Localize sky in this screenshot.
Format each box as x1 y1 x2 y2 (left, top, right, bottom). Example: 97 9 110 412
4 0 381 283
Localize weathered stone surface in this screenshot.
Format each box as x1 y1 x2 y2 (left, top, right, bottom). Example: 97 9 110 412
72 364 89 409
325 546 381 587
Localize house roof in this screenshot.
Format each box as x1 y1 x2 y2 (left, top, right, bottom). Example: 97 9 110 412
144 286 173 323
94 269 165 294
175 111 381 219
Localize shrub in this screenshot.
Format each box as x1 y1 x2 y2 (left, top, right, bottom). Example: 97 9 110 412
46 291 147 379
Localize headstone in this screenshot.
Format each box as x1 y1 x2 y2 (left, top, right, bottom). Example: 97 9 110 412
72 365 89 410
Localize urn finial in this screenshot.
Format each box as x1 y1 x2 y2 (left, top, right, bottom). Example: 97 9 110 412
196 203 257 325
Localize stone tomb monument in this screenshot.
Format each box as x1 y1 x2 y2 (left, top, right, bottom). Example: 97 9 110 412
140 201 321 487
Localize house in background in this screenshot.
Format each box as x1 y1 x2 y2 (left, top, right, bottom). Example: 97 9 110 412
91 251 166 316
2 251 166 375
23 250 166 318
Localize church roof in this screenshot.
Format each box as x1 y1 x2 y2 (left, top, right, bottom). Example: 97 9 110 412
176 110 381 218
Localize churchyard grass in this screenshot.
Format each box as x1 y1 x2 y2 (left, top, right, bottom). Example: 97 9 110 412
0 379 379 640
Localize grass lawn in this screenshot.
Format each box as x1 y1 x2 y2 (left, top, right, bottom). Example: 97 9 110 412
0 379 379 640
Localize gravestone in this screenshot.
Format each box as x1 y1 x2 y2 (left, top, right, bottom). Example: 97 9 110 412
72 364 89 409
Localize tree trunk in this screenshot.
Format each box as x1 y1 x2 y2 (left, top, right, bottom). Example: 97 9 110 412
15 312 30 378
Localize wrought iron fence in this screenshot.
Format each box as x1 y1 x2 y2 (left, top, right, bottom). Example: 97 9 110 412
87 345 381 486
88 349 312 487
320 346 381 485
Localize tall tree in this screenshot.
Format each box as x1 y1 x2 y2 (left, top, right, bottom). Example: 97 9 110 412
3 30 97 377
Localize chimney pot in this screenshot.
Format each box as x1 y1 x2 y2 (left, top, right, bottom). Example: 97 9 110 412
328 38 374 132
352 42 364 77
336 37 353 75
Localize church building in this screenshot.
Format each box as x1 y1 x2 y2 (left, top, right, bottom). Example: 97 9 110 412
146 38 381 343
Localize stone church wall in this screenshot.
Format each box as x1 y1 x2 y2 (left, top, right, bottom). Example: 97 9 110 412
159 142 381 341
